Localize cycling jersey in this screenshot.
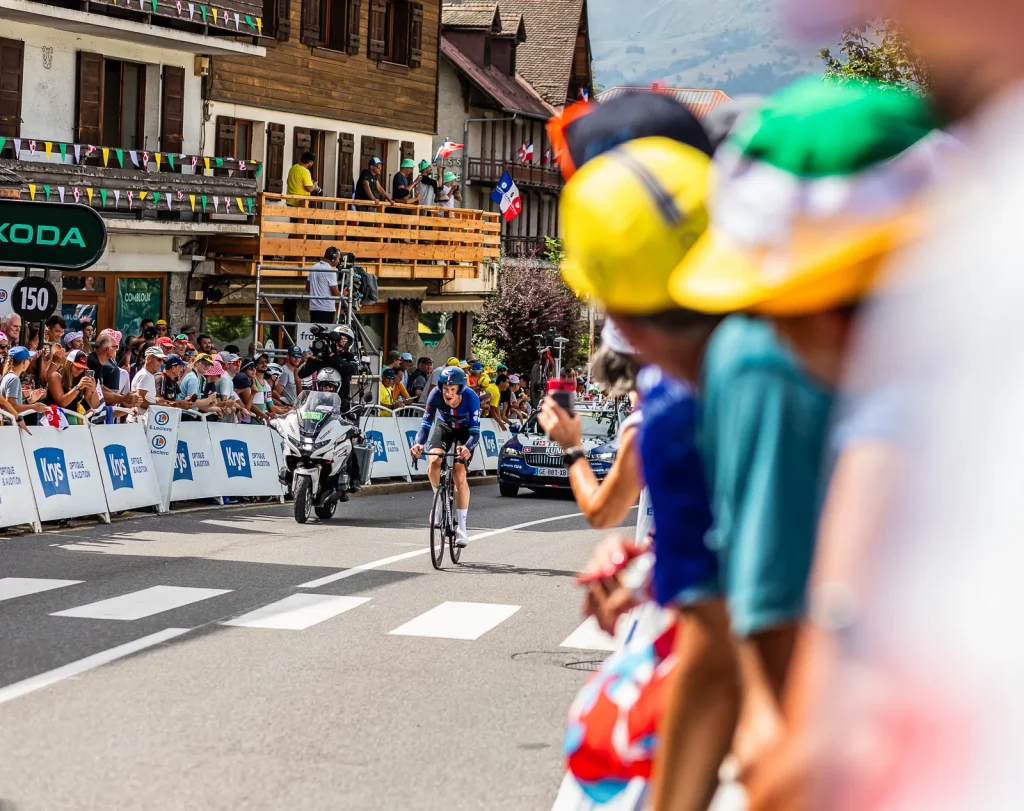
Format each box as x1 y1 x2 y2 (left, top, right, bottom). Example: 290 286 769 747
415 386 482 450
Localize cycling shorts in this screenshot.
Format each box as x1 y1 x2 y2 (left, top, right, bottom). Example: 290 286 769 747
427 420 474 464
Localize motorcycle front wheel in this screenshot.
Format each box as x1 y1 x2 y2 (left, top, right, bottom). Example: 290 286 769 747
293 476 313 524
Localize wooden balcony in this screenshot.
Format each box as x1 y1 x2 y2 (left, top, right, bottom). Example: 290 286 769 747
502 235 548 259
207 192 501 279
467 158 564 192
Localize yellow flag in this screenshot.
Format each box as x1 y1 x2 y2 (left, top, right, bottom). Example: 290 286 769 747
155 153 162 169
28 184 36 201
139 191 147 201
236 196 244 213
203 157 210 171
189 194 196 212
211 7 217 23
86 188 94 204
256 16 262 34
102 148 109 166
45 142 52 159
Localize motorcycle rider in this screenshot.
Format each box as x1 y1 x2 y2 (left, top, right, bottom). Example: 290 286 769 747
297 324 360 410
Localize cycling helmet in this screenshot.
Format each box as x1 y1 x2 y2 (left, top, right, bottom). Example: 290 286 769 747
266 363 283 377
317 367 342 391
437 366 467 393
331 325 356 348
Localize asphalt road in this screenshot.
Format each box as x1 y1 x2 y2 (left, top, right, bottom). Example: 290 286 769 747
0 486 629 811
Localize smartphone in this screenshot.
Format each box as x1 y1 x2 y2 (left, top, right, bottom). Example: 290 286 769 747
546 378 575 417
84 370 96 379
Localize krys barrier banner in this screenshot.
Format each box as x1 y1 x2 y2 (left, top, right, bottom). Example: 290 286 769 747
363 416 412 481
206 423 283 499
170 421 227 504
21 424 110 524
144 406 181 511
397 417 427 478
0 430 42 531
91 423 163 513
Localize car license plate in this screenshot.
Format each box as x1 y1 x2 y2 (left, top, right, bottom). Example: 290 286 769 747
547 467 569 478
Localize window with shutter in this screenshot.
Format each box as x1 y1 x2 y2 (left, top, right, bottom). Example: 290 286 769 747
216 116 237 158
337 132 355 198
346 0 362 54
319 0 352 50
263 0 292 40
293 127 312 165
160 65 185 155
266 122 286 193
383 0 410 65
400 141 414 165
408 2 423 68
0 38 24 139
368 0 385 60
75 51 104 145
300 0 322 45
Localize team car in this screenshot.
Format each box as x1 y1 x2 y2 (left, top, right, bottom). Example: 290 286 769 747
497 406 623 497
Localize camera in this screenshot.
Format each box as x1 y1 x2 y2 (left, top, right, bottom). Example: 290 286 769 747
307 323 335 358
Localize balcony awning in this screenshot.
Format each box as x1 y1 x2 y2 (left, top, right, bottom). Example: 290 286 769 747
420 297 487 313
378 285 428 301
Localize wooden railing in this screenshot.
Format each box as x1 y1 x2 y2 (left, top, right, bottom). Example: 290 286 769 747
503 235 548 259
31 0 264 39
467 158 564 191
209 193 502 278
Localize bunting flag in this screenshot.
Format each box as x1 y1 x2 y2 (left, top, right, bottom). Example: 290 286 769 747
142 150 150 167
86 188 94 205
114 189 121 207
72 187 80 203
233 11 239 29
166 193 173 211
130 150 139 167
102 148 110 167
155 153 162 170
177 190 184 200
28 140 36 156
200 4 207 22
254 163 263 178
138 0 143 8
203 157 210 171
127 190 134 209
214 157 224 168
188 1 194 19
256 16 261 34
168 154 175 170
153 192 160 205
59 143 67 162
74 144 81 163
44 142 52 160
57 186 65 203
139 191 147 202
176 0 182 12
28 184 35 201
151 0 157 10
212 196 219 211
0 137 6 155
244 13 252 27
236 197 244 212
211 7 217 24
238 160 246 171
43 185 51 201
116 149 124 168
191 156 199 170
13 138 21 157
201 195 208 211
86 144 95 156
224 197 231 213
100 189 107 206
247 197 254 214
189 194 196 212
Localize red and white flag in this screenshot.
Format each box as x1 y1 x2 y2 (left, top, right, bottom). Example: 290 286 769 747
491 171 522 222
541 148 552 167
518 142 535 163
434 138 464 161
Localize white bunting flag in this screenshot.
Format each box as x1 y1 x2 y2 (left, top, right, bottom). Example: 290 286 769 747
113 189 121 207
167 194 173 210
130 150 139 167
139 0 144 8
12 139 20 157
212 196 219 211
188 2 195 19
234 11 240 29
57 186 65 203
73 144 81 163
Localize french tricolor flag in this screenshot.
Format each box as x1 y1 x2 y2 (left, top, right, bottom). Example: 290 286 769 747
518 142 534 163
490 171 522 222
434 138 464 161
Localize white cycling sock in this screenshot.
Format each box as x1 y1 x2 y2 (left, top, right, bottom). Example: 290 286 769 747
457 509 468 534
432 485 438 494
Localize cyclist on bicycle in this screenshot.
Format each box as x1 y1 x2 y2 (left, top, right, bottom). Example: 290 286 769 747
410 366 481 547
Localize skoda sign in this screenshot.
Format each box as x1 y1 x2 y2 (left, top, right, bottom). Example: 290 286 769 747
0 199 107 270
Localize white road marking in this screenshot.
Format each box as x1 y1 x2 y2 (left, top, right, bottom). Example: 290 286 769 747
51 586 232 621
0 628 189 705
221 594 370 630
389 601 520 640
559 616 617 651
0 578 82 602
298 511 584 588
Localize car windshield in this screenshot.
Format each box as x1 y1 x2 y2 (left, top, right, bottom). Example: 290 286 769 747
522 407 618 441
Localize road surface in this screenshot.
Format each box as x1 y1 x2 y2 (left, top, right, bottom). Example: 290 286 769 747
0 486 628 811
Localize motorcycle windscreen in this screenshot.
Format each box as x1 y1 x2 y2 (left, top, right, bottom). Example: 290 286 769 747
298 392 342 433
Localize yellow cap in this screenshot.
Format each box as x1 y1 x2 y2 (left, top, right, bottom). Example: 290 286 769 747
560 137 711 315
445 356 460 366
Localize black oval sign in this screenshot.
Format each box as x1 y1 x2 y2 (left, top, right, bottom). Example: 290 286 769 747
0 199 107 271
11 277 58 320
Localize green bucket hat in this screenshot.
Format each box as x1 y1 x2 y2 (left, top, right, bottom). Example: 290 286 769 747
418 159 432 172
443 171 457 184
671 78 955 316
400 158 416 169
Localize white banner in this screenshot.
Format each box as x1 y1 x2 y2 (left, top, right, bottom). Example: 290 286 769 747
396 417 427 478
0 275 17 318
293 322 318 351
144 407 181 512
206 423 284 498
476 419 506 473
21 424 110 523
0 430 41 531
170 421 226 504
363 416 412 481
91 423 163 513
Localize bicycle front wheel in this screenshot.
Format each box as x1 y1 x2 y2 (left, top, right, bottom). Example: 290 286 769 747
429 485 447 570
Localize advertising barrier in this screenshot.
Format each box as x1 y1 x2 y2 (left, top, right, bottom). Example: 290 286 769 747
206 423 284 499
397 417 427 478
363 416 412 481
144 407 181 512
91 422 163 513
0 429 42 531
21 424 110 524
170 421 226 504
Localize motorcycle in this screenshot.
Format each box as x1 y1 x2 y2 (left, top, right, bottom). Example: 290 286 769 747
271 391 374 523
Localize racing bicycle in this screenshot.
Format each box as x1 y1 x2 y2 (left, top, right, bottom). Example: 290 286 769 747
415 448 465 569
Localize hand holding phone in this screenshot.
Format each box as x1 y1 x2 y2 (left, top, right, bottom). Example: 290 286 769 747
546 378 575 417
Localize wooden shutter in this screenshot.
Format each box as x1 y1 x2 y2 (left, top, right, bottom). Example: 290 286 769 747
159 65 185 154
300 0 321 45
265 122 285 193
408 1 423 68
293 127 311 164
337 132 354 198
399 140 414 164
359 134 376 171
275 0 292 41
75 51 104 145
346 0 362 54
368 0 385 60
0 38 24 139
215 116 236 158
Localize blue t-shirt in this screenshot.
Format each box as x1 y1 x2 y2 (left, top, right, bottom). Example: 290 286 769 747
637 367 717 607
178 370 201 398
415 386 482 450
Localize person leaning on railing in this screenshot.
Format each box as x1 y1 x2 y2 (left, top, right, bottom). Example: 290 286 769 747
46 349 100 416
1 347 48 427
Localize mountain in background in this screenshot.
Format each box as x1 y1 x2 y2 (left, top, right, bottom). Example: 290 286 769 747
588 0 827 96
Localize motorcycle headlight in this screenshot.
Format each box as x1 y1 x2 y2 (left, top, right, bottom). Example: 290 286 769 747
313 436 333 449
589 451 616 461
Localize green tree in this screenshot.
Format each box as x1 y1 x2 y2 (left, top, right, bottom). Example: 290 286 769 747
820 20 930 90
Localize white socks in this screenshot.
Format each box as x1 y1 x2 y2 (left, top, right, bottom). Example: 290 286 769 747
457 509 468 534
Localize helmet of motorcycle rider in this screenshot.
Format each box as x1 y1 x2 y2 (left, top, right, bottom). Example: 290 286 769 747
437 366 468 393
331 325 356 349
317 367 343 391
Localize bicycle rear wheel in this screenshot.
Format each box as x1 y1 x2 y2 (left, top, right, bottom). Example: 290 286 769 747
429 485 446 570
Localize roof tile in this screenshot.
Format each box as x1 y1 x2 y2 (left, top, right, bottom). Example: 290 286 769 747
441 35 553 119
441 1 501 30
497 0 585 107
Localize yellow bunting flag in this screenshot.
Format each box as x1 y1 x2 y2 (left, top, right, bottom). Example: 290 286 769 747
28 184 36 201
86 188 94 204
102 148 110 167
211 7 217 23
203 157 210 171
139 191 147 201
155 153 162 170
255 16 262 34
189 194 196 212
236 196 244 213
45 142 52 159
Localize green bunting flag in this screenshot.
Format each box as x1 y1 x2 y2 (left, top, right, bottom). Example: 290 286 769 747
200 4 207 21
168 154 175 170
214 157 224 168
0 137 5 155
254 163 263 178
116 149 124 168
201 195 208 211
153 192 161 205
100 189 108 206
244 13 253 27
247 197 254 213
151 0 156 9
59 143 67 162
43 185 51 201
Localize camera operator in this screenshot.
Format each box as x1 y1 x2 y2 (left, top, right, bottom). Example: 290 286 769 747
297 324 359 411
308 247 342 324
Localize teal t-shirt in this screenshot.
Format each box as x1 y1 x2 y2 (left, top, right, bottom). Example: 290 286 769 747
699 315 833 636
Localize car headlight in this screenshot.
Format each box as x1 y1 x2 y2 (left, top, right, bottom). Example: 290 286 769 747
589 451 615 461
501 447 522 458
